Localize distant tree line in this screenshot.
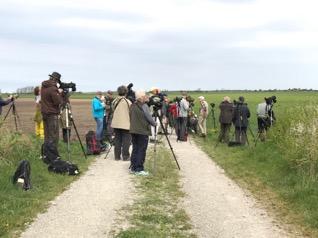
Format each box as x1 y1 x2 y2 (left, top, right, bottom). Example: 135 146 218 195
16 86 34 94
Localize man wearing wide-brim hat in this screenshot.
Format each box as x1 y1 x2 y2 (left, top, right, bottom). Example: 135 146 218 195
41 72 63 162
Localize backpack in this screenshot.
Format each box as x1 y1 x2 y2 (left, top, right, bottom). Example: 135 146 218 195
41 140 60 164
48 160 79 176
85 131 101 155
12 160 31 190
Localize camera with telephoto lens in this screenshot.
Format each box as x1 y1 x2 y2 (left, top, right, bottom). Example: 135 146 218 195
9 94 19 101
148 93 166 111
126 83 136 103
60 82 76 93
265 95 277 105
186 95 195 108
210 102 215 108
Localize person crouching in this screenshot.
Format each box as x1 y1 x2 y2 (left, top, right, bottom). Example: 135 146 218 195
129 91 157 176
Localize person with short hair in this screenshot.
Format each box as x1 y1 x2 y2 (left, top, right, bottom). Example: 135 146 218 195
176 93 189 141
198 96 209 137
130 90 157 175
232 96 250 145
218 96 233 143
91 91 106 148
111 85 132 160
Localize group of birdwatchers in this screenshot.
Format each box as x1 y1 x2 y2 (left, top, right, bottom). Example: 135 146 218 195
0 71 276 176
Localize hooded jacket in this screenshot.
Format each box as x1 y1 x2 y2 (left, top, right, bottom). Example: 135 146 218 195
219 101 234 124
41 80 62 115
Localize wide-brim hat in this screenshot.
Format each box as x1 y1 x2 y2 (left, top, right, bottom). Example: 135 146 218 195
48 71 61 81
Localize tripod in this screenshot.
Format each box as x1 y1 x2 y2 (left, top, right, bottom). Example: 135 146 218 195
208 103 217 132
61 102 87 160
153 109 181 171
2 100 20 131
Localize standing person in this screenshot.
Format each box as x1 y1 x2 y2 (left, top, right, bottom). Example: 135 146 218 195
41 71 63 149
130 91 157 175
176 93 189 141
0 95 13 116
91 91 106 149
218 96 233 143
33 86 44 139
104 90 114 143
232 96 250 145
111 85 132 161
198 96 209 137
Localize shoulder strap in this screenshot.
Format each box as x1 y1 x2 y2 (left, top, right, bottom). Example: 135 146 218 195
113 97 130 112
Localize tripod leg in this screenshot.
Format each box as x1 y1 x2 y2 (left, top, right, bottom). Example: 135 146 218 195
67 128 71 161
3 103 13 122
71 119 87 159
104 144 113 159
158 115 181 170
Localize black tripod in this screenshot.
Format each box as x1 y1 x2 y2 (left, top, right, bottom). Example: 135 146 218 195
153 109 181 171
2 100 20 131
209 103 217 132
61 102 87 160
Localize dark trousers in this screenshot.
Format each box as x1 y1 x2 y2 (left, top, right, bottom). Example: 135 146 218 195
43 114 59 148
114 128 131 160
130 134 149 172
218 123 231 143
62 128 71 143
235 127 247 145
176 117 187 141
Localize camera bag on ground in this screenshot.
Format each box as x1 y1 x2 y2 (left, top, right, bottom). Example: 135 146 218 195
228 141 242 147
48 159 79 176
12 160 31 190
41 140 60 164
85 130 101 155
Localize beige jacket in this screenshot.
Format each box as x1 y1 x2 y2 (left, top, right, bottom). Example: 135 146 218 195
111 96 132 130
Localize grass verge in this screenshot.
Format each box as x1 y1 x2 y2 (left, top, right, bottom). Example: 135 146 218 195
194 133 318 237
113 146 195 238
0 130 94 238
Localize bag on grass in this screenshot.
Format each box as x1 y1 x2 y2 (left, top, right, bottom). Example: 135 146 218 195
85 130 101 155
12 160 31 190
228 141 242 147
41 140 60 164
48 160 79 176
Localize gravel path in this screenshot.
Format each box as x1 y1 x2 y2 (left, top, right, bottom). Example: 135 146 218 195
20 153 133 238
169 136 290 238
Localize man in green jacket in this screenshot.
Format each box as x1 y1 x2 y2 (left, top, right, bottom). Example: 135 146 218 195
129 91 157 176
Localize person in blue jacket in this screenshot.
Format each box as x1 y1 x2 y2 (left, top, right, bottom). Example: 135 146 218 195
91 91 106 148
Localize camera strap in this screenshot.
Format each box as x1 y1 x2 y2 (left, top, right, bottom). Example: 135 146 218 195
113 97 130 112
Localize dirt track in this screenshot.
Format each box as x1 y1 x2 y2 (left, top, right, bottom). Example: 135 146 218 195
2 98 95 141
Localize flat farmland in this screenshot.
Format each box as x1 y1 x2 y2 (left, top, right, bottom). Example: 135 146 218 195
1 98 95 141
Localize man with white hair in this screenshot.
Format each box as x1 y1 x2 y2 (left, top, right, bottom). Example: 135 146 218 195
218 96 234 143
129 90 157 176
198 96 209 137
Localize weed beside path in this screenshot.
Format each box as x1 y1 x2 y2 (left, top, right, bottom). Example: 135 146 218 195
0 131 92 238
113 146 195 238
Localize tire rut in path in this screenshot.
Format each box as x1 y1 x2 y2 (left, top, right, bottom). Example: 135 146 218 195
21 153 133 238
169 136 290 238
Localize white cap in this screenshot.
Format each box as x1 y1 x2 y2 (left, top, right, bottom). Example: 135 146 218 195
198 96 205 100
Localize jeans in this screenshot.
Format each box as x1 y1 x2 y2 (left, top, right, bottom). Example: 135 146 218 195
95 117 104 141
130 134 149 172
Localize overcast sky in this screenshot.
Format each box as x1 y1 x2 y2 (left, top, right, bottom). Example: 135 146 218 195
0 0 317 92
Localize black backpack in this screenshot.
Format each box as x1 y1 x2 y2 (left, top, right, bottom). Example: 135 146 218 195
48 160 79 176
12 160 31 190
85 131 101 155
41 140 60 164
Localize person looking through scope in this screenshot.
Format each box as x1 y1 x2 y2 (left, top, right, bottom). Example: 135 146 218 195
129 91 157 176
232 96 250 145
176 92 189 141
218 96 233 144
41 71 63 163
0 94 13 116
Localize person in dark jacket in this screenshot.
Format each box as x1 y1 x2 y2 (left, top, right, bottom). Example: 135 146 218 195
129 91 157 176
218 96 233 143
41 72 63 148
232 96 250 145
0 95 13 116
